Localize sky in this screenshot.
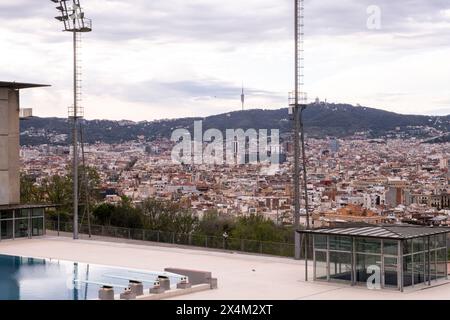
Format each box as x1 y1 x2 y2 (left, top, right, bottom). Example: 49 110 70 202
1 0 450 121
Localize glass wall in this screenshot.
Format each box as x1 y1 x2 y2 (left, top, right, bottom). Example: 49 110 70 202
402 234 448 287
31 208 45 237
314 250 327 280
310 231 448 291
313 235 353 282
0 208 45 241
330 251 352 281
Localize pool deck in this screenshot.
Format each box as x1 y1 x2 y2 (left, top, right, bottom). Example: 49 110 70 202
0 236 450 300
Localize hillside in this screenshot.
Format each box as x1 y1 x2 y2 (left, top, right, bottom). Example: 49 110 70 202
20 103 450 146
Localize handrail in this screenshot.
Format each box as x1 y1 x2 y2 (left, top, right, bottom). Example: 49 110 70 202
46 220 296 258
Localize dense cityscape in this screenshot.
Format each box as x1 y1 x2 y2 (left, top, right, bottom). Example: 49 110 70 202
20 123 450 229
2 0 450 304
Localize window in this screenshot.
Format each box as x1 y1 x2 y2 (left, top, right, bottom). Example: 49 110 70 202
403 240 413 255
356 238 381 254
356 254 381 283
383 256 398 287
32 208 44 217
314 251 327 280
413 238 425 253
329 236 352 252
16 209 30 218
430 235 438 249
436 249 447 278
383 240 398 256
14 219 28 239
436 234 447 249
314 235 327 250
403 255 413 287
0 220 14 240
413 253 425 284
329 252 352 281
429 250 437 281
32 219 44 237
0 211 13 220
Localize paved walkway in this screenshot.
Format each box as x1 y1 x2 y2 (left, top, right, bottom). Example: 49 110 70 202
0 236 449 300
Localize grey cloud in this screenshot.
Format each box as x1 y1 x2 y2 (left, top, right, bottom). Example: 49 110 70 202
2 0 450 46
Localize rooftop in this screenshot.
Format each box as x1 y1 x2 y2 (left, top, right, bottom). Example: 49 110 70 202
299 225 450 240
0 81 50 90
0 204 58 211
1 236 449 300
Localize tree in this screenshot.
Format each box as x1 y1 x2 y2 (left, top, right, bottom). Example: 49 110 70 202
20 174 44 204
79 165 101 205
42 174 72 209
141 198 198 233
109 196 144 229
175 211 199 234
92 203 115 225
197 209 235 237
231 214 286 242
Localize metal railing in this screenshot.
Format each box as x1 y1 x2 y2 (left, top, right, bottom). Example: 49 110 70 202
46 221 295 258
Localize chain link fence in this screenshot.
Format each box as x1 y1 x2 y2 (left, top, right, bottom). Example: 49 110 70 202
46 221 295 258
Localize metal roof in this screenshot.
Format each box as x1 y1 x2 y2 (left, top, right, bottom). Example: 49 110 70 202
298 225 450 240
0 204 58 211
0 81 50 90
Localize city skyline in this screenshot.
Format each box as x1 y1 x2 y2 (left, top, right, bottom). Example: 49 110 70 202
1 0 450 121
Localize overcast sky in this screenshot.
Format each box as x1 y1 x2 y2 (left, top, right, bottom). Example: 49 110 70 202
1 0 450 121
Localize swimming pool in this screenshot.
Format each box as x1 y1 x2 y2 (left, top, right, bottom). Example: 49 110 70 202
0 253 177 300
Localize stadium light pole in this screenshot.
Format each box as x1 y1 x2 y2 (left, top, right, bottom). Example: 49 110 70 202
51 0 92 240
289 0 309 263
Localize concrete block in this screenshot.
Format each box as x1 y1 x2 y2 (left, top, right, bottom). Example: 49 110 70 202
158 277 171 290
164 268 213 286
98 287 115 300
210 278 218 289
129 281 144 296
137 284 210 300
120 289 137 300
150 286 166 294
177 282 192 289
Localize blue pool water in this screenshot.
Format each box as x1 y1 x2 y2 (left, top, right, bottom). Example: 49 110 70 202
0 254 174 300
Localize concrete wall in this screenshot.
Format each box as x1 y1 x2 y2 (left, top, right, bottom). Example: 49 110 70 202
0 88 20 205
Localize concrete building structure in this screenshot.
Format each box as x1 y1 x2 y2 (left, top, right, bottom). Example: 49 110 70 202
0 81 50 241
0 82 48 205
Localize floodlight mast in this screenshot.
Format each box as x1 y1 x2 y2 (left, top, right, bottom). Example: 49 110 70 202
289 0 309 264
52 0 92 240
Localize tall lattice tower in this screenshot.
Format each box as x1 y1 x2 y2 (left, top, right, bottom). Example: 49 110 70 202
52 0 92 240
289 0 310 262
68 32 84 120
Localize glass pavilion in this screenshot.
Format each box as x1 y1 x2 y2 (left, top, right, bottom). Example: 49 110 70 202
298 225 449 291
0 205 48 241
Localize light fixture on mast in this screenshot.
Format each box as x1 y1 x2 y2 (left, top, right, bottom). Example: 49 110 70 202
51 0 92 240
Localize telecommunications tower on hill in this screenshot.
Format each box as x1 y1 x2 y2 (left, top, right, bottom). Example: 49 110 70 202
241 84 245 111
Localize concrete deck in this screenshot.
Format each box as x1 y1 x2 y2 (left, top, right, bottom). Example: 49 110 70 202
0 236 449 300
